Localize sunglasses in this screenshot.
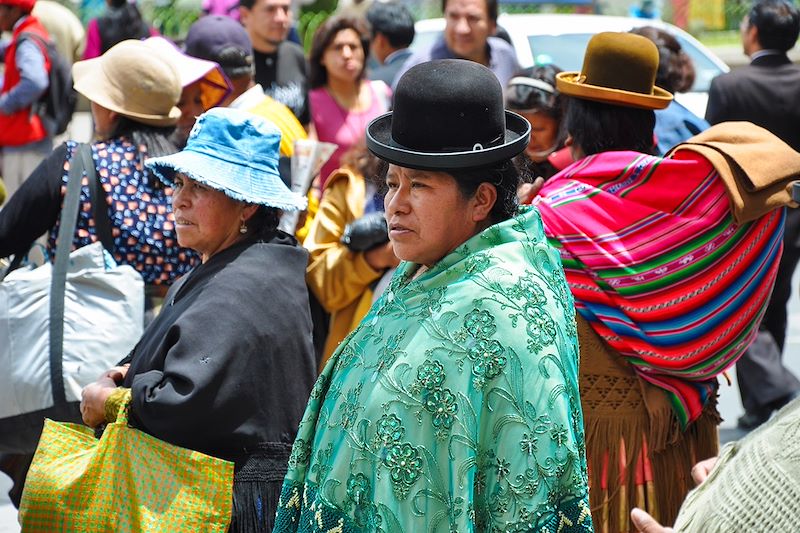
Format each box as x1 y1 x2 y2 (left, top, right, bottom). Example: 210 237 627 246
505 76 558 112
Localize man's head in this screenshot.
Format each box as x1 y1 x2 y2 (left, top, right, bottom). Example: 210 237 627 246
185 15 254 105
366 1 415 64
0 0 34 32
741 0 800 56
239 0 292 53
441 0 497 65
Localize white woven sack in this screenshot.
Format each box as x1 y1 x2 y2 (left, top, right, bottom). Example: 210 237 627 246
0 242 143 419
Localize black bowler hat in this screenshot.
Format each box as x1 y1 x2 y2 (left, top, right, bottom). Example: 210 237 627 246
366 59 530 170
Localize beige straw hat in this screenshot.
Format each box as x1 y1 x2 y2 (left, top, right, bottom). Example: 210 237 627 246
143 37 232 110
72 39 182 127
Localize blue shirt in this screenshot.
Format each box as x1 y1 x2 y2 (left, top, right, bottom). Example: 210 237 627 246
654 100 710 155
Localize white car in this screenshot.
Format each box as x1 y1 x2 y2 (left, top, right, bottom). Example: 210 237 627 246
412 13 730 117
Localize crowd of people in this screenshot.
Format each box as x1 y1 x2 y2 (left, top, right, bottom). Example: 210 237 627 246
1 0 800 531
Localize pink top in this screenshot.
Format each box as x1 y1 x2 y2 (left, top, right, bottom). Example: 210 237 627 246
82 18 159 60
310 80 391 187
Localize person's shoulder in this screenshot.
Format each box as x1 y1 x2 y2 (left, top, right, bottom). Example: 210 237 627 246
709 68 742 91
211 240 307 283
487 35 515 55
323 167 360 193
278 39 305 58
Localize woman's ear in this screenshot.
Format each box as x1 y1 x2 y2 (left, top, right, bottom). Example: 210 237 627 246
107 110 121 132
242 203 259 222
471 182 497 223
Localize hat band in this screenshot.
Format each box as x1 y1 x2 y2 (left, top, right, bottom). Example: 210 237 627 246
389 131 504 154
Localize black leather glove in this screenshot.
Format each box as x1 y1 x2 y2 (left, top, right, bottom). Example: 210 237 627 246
341 212 389 252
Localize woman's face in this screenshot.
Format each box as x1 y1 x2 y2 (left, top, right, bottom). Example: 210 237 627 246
321 28 364 85
520 110 559 162
170 174 250 262
176 81 205 145
384 165 492 267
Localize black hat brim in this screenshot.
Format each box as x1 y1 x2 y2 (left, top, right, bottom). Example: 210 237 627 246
366 111 531 171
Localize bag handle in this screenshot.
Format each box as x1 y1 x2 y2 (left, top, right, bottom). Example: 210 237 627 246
85 149 115 253
49 143 93 405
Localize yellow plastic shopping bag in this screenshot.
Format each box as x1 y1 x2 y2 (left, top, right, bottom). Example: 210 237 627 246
19 399 234 532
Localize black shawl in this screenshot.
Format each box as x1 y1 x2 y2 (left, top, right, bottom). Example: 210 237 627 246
123 231 316 531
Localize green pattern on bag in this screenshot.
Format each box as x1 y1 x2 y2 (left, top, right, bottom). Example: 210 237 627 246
19 397 234 532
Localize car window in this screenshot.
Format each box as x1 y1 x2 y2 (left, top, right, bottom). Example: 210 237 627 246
527 33 723 93
527 34 592 72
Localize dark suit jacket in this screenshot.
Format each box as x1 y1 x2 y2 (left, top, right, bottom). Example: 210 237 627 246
705 53 800 151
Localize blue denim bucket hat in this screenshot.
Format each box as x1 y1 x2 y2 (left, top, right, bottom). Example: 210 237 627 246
146 107 307 211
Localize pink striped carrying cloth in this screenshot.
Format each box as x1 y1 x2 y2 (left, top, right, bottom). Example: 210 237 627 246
534 150 784 426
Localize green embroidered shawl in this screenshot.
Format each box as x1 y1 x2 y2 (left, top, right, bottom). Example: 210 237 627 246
274 207 593 532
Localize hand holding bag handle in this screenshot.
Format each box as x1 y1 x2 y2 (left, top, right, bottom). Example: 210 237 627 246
49 143 94 405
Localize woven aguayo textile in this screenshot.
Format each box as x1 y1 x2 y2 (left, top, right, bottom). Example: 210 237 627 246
535 150 783 427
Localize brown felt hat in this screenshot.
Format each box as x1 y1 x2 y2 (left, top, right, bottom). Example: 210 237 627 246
556 32 673 110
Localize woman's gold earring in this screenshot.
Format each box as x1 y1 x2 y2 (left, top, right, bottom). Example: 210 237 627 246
239 221 247 234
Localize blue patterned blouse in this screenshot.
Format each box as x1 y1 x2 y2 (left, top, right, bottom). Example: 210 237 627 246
48 139 199 285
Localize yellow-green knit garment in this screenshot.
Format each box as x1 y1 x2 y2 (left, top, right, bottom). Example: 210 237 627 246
19 398 234 532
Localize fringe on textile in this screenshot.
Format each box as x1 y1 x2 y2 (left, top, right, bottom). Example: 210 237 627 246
229 442 292 533
577 316 721 533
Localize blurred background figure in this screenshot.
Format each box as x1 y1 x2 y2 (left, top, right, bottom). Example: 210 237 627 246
631 26 709 155
31 0 85 64
705 0 800 432
142 36 232 149
504 64 567 180
308 15 390 189
365 0 415 87
239 0 309 127
0 0 53 201
630 0 662 20
81 0 155 60
304 141 398 368
202 0 240 20
395 0 519 88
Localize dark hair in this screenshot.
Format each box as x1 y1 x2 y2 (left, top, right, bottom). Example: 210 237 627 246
213 46 254 80
441 0 498 23
565 97 656 156
98 2 150 54
630 26 695 93
748 0 800 52
245 205 282 238
238 0 255 9
449 161 521 224
308 16 370 89
366 1 415 49
108 116 177 159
